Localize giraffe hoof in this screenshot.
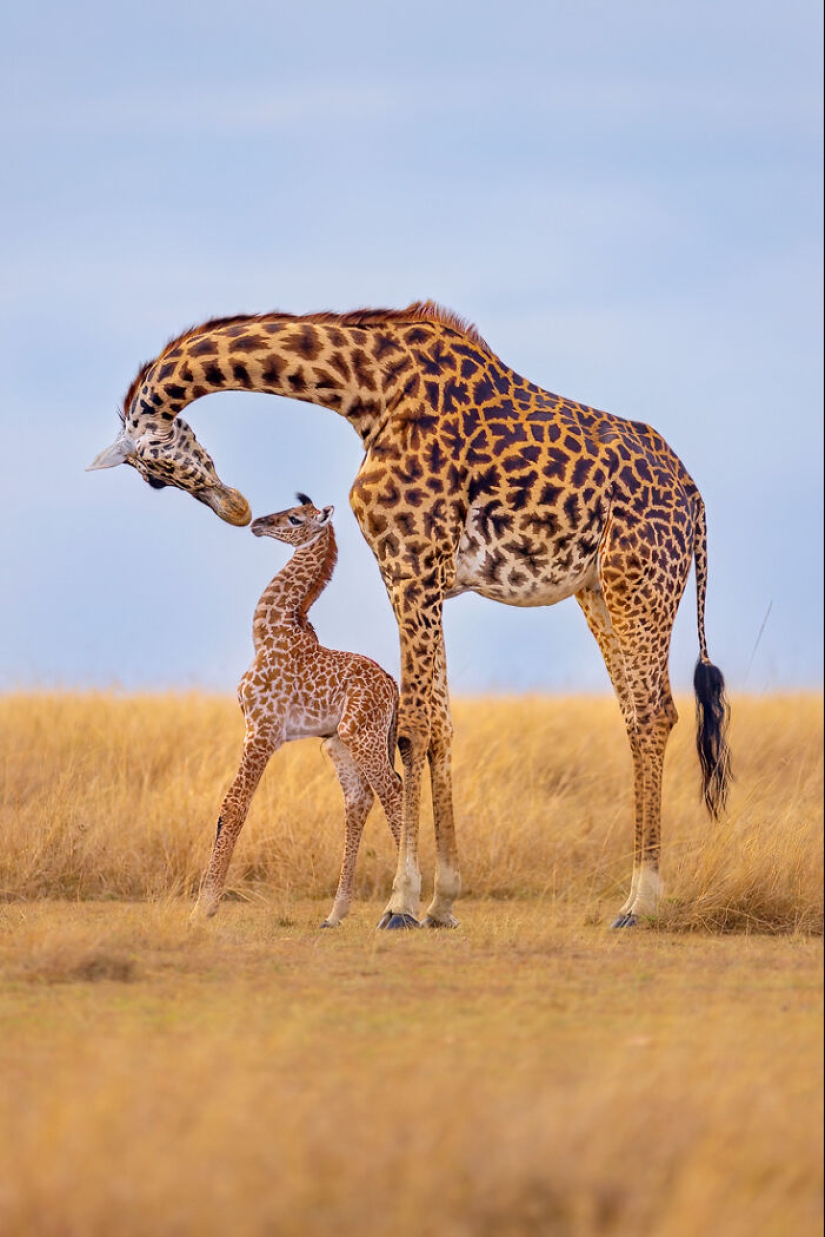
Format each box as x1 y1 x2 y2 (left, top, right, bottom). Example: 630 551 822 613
319 920 339 929
610 913 639 929
377 912 420 930
421 915 459 929
188 904 217 925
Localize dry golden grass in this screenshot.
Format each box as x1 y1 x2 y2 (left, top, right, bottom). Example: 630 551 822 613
0 901 821 1237
0 692 822 1236
0 691 821 932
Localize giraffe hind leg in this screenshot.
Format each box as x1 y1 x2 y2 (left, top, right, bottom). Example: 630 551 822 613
577 580 680 927
321 736 375 927
336 688 407 927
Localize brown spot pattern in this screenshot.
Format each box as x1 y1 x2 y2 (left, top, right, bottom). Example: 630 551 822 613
113 301 729 928
191 501 401 928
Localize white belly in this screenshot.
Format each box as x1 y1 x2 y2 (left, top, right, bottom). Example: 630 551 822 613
282 701 343 742
446 513 599 608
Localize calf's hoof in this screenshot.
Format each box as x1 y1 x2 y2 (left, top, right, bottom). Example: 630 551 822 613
610 913 638 929
188 903 217 926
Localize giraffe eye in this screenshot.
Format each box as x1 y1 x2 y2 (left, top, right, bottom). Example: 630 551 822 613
288 515 302 525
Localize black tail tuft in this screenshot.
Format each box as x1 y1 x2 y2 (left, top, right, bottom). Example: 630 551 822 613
693 660 732 818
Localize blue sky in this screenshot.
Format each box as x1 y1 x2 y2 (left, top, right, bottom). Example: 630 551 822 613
1 0 822 694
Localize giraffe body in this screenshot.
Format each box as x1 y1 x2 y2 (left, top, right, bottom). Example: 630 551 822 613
93 302 731 928
190 497 402 928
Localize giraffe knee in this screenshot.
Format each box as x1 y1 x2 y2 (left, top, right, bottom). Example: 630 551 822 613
655 691 678 732
397 729 429 773
397 734 412 760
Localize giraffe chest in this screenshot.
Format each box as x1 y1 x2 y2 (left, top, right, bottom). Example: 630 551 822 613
447 500 602 607
239 645 350 739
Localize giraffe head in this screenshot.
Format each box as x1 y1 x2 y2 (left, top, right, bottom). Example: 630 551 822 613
251 493 334 547
87 417 251 526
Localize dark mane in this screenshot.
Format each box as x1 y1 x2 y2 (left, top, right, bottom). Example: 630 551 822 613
119 358 154 424
119 300 489 422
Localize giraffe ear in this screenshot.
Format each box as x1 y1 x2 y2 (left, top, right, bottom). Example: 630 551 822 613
319 505 334 523
86 433 137 471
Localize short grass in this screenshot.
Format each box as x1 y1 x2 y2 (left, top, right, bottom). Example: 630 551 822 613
0 900 821 1237
0 692 821 1236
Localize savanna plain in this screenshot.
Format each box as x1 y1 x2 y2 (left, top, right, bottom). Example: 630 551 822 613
0 692 822 1237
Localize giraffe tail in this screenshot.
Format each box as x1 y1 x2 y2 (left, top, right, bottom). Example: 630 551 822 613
692 495 732 818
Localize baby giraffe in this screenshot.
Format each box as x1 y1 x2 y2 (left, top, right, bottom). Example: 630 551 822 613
191 494 402 927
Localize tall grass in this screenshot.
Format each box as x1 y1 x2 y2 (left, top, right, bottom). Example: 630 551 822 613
0 691 821 932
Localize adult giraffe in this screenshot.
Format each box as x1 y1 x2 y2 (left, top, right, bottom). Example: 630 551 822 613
89 301 731 928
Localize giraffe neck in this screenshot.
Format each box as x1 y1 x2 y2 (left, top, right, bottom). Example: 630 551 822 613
253 525 338 647
124 313 421 447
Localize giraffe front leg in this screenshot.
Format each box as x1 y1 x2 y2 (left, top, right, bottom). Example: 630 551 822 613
190 731 279 923
377 721 426 929
377 585 443 931
421 632 460 928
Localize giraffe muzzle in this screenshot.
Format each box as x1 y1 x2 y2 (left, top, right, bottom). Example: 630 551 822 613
251 515 277 537
197 484 252 526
